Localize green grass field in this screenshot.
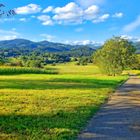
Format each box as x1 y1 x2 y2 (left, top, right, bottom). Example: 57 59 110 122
0 64 128 140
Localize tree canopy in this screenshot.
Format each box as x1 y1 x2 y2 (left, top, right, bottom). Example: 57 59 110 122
94 37 136 76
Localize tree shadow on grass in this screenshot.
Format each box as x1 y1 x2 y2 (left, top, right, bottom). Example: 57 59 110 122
0 78 122 90
0 67 59 75
1 101 140 140
0 105 99 140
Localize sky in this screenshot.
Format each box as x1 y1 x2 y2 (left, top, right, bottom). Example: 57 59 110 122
0 0 140 45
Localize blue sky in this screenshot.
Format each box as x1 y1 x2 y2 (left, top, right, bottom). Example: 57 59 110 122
0 0 140 45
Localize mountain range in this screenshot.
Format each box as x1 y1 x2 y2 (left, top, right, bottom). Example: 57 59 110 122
0 39 140 57
0 39 97 51
0 39 97 57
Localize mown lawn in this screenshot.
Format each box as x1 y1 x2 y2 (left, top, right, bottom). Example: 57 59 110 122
0 64 128 140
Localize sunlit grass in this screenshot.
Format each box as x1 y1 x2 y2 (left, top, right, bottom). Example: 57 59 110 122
123 70 140 75
0 64 128 139
47 62 100 75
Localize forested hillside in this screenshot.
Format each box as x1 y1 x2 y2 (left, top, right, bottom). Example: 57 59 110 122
0 39 96 57
0 39 96 66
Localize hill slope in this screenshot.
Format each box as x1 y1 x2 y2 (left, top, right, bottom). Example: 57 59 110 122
1 39 139 56
0 39 97 57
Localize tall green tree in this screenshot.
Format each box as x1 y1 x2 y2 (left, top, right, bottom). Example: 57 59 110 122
94 37 136 76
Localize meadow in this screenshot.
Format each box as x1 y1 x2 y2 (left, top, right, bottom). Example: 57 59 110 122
0 63 128 140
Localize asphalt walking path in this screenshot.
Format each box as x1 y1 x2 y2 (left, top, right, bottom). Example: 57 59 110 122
78 76 140 140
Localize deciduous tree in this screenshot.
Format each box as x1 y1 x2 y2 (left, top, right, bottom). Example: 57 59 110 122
94 37 136 76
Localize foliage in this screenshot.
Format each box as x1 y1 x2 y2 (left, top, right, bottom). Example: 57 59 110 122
76 56 93 65
59 46 95 58
94 37 136 76
0 67 57 75
1 49 95 67
0 63 128 139
0 38 96 67
130 54 140 70
0 56 6 65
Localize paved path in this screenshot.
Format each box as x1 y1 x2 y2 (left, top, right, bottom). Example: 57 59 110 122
78 76 140 140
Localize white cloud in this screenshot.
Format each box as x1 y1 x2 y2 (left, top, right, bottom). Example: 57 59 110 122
93 14 109 23
0 18 15 23
123 16 140 32
54 2 81 13
39 2 109 25
0 35 17 40
65 39 103 46
43 6 53 13
74 40 92 45
113 12 123 18
19 18 27 22
121 35 133 40
11 28 16 31
31 15 36 18
40 34 55 41
84 5 99 20
53 2 84 24
75 28 84 32
121 35 140 42
0 29 21 40
15 4 42 14
39 2 122 25
76 0 105 8
37 15 54 25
